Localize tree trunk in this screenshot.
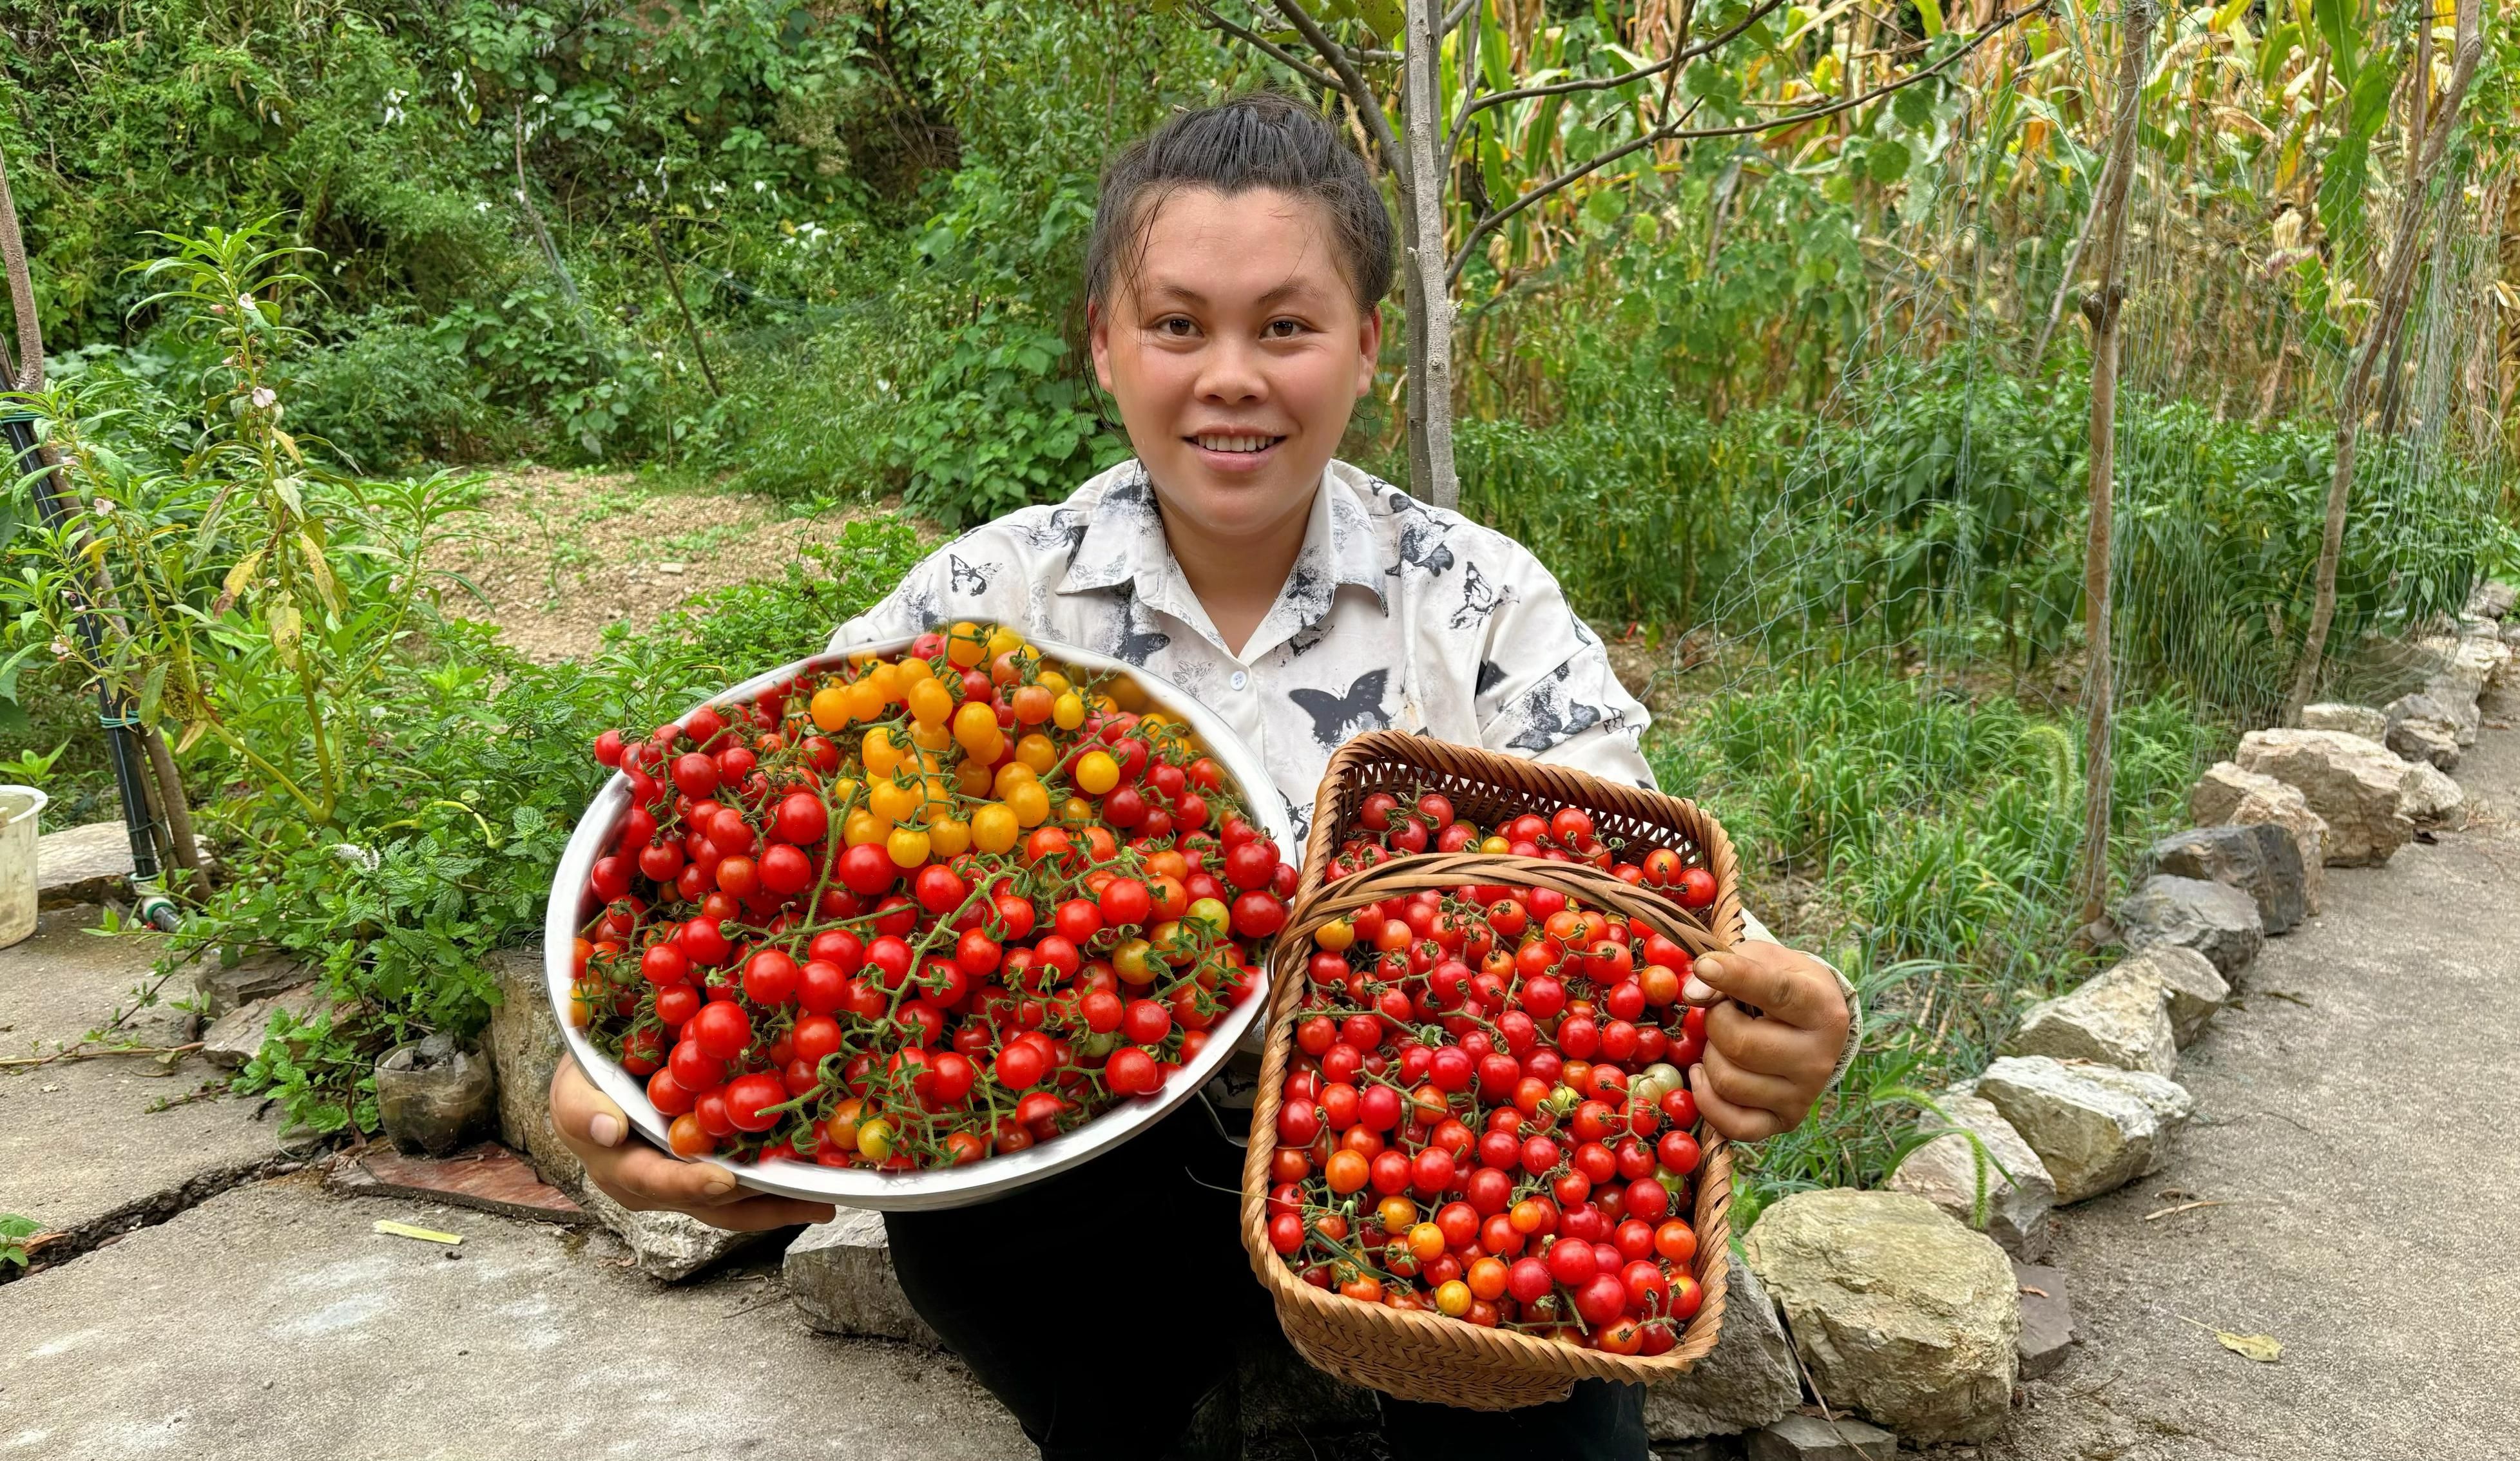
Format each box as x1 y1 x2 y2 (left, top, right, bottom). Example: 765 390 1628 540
2073 0 2155 929
2286 0 2484 723
1403 0 1459 509
142 723 210 900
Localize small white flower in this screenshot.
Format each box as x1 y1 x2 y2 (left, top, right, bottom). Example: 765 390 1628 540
251 387 278 410
48 638 71 660
330 843 383 872
753 180 767 193
237 294 256 314
532 93 548 104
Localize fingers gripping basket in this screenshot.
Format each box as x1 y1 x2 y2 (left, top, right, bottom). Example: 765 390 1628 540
1238 732 1747 1408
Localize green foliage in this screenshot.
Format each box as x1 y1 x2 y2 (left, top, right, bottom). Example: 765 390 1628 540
1648 667 2215 1205
0 1212 40 1267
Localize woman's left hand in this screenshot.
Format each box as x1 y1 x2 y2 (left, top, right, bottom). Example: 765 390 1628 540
1681 944 1853 1141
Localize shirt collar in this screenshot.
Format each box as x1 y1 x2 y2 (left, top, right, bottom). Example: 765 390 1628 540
1055 460 1392 657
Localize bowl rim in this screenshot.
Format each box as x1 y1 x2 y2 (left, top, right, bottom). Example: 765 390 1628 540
543 635 1295 1210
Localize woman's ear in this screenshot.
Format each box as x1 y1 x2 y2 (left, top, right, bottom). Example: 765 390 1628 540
1088 297 1115 392
1355 301 1384 399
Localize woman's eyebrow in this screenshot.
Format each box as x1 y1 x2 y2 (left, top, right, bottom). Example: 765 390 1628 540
1142 280 1324 309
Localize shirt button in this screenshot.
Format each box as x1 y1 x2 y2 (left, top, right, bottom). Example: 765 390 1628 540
1229 670 1249 691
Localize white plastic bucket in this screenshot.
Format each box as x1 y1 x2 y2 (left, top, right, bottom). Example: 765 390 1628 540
0 785 50 948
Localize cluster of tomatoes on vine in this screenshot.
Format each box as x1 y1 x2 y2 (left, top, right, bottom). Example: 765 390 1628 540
1323 793 1721 915
1264 860 1718 1354
568 624 1294 1172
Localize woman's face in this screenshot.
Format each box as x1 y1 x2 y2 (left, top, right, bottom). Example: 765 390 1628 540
1090 186 1381 544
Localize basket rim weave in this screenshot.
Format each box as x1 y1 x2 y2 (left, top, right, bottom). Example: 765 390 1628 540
1238 732 1750 1406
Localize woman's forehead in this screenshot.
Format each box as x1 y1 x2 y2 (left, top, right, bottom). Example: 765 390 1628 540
1128 187 1351 308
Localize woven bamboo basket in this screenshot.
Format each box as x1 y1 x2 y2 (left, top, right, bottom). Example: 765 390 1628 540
1238 731 1746 1408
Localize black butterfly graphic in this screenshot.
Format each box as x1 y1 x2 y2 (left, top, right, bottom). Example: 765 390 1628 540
1017 508 1090 556
1568 609 1599 647
1109 585 1171 667
1450 563 1510 629
1289 669 1392 750
1285 622 1330 658
1503 661 1605 752
948 555 999 596
1392 516 1455 578
1475 658 1508 699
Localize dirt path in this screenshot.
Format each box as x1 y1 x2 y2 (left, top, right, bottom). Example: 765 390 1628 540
428 466 925 664
1986 685 2520 1461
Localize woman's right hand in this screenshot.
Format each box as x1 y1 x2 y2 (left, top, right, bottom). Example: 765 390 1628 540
549 1054 836 1232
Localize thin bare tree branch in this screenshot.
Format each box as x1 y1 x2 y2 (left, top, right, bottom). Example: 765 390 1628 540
1457 0 1789 128
1443 0 1479 40
1268 0 1409 183
1448 0 2044 283
1191 1 1341 91
1442 0 1484 184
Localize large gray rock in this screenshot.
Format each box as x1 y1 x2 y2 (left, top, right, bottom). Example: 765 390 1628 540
197 953 311 1018
786 1210 941 1345
2111 875 2264 978
483 950 581 1191
2001 966 2177 1076
2094 945 2229 1047
200 982 352 1071
575 1183 774 1283
1742 1190 2019 1441
2300 703 2387 741
480 949 764 1283
1644 1260 1803 1438
2398 761 2468 830
1885 1091 2055 1260
2385 689 2474 767
2011 1261 2076 1380
35 819 215 908
2188 761 2328 915
1977 1056 2191 1203
2468 580 2517 620
1747 1415 1898 1461
2146 822 2306 936
2233 729 2413 866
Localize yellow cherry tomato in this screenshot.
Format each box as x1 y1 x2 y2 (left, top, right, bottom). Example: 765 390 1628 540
970 803 1019 854
824 1098 865 1153
1014 732 1058 774
845 678 887 722
955 759 996 797
928 816 972 857
845 810 888 846
809 685 851 732
1005 779 1051 828
953 700 999 749
1052 691 1086 730
1058 796 1094 825
1036 670 1070 695
1376 1196 1418 1232
1481 835 1512 854
857 1117 896 1162
886 825 931 869
861 727 903 777
867 661 904 703
992 761 1037 798
1112 938 1156 986
907 677 954 727
896 654 934 684
1434 1280 1473 1319
985 625 1024 660
1313 918 1356 952
946 622 986 668
1072 750 1120 795
1184 897 1231 935
869 779 918 826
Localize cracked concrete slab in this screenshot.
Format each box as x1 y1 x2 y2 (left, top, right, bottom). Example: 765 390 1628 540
0 906 289 1239
0 1175 1032 1460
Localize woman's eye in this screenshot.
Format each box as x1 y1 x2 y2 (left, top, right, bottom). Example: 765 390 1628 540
1154 316 1198 337
1265 318 1308 339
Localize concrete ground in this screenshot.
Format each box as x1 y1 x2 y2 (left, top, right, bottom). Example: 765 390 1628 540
0 1175 1030 1461
0 908 290 1239
1985 692 2520 1461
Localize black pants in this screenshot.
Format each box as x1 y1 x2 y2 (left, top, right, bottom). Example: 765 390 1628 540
885 1102 1649 1461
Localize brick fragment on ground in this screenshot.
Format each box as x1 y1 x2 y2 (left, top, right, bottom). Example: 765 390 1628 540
329 1140 588 1224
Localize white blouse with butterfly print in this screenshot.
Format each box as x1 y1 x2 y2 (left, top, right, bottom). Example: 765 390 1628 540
827 457 1854 1116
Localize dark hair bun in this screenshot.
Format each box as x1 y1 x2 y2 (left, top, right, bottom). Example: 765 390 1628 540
1087 92 1396 310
